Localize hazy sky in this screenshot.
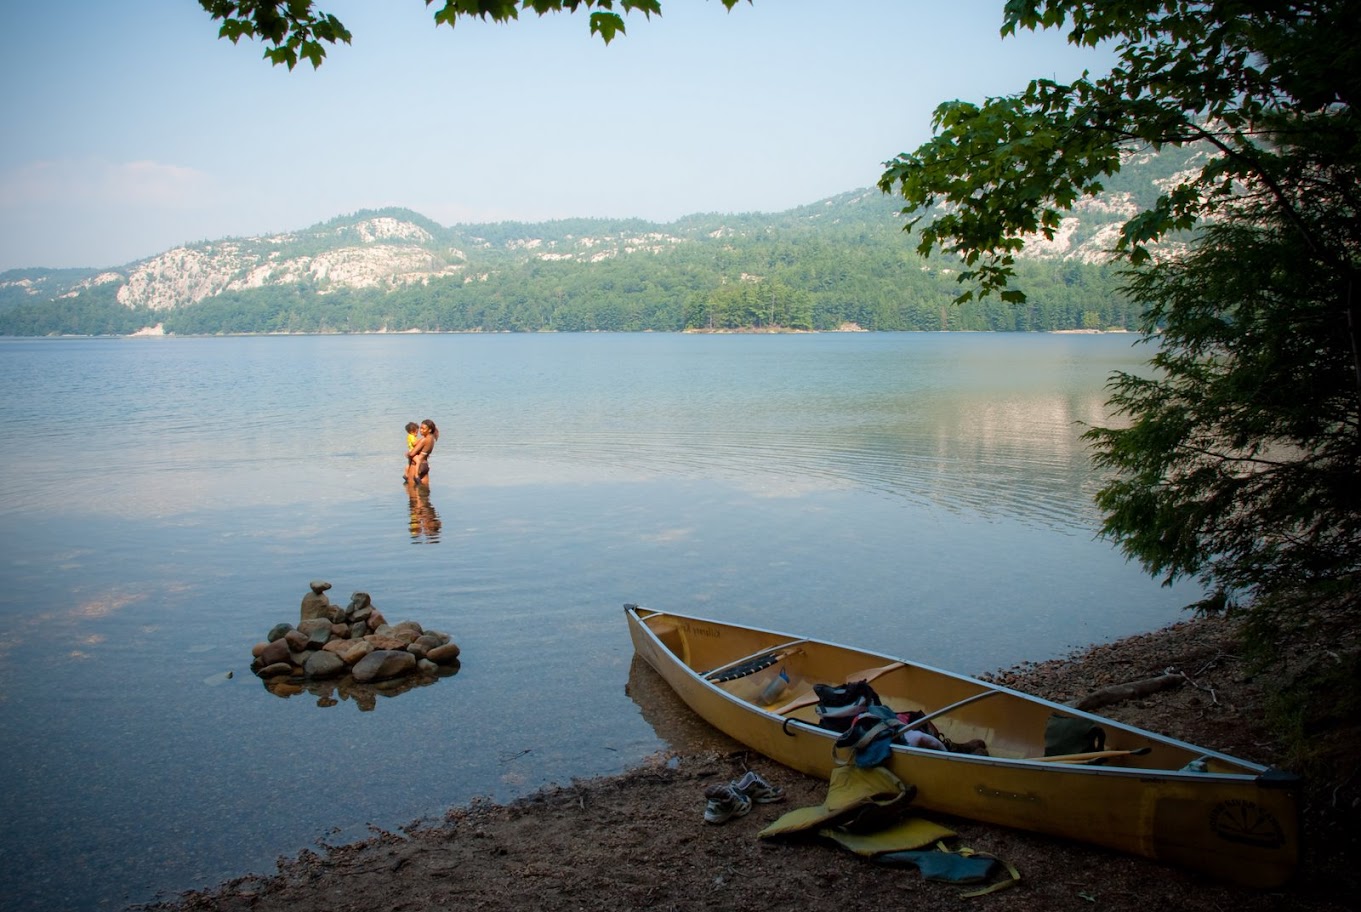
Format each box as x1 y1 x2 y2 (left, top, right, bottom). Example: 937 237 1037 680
0 1 1115 271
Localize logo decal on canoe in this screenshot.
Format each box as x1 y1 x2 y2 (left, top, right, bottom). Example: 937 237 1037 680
1209 800 1285 848
679 622 721 638
975 785 1039 803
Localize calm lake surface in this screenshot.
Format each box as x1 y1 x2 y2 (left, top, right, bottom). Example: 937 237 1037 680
0 332 1198 911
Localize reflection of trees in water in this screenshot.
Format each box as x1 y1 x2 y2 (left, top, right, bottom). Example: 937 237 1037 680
408 485 443 543
262 663 459 711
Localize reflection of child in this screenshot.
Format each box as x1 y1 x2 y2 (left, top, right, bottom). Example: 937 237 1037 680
404 422 420 483
408 483 442 542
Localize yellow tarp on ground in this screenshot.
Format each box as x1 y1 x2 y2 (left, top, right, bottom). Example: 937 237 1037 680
818 817 957 855
756 761 1018 895
758 763 914 838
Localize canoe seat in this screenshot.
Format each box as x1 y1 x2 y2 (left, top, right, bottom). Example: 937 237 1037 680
650 623 689 667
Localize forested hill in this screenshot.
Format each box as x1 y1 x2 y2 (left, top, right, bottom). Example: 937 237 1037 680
0 145 1207 336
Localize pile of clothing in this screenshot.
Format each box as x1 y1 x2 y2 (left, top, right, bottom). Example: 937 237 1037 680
756 680 1014 893
814 680 989 764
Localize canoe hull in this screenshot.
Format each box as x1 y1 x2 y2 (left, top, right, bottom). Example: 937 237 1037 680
626 605 1298 888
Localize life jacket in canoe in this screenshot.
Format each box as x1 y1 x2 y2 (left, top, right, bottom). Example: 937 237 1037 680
835 705 952 766
814 680 883 732
815 681 947 740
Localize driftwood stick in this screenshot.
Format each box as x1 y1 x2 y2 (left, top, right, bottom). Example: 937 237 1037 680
1069 673 1185 712
1173 664 1221 706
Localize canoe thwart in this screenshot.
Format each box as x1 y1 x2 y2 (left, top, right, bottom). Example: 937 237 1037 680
773 661 905 715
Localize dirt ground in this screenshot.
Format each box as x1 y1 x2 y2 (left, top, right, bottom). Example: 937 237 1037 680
144 615 1358 912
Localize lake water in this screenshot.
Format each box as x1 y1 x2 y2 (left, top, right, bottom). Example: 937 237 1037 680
0 332 1197 911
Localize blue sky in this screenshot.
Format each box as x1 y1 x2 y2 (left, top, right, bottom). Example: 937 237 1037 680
0 1 1115 271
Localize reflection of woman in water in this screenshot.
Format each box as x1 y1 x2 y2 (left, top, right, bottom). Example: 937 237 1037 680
408 483 443 543
408 419 439 486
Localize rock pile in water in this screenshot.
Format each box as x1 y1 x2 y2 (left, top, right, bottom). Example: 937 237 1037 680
251 580 460 683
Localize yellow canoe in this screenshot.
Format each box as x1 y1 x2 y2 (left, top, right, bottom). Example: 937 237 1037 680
625 604 1299 887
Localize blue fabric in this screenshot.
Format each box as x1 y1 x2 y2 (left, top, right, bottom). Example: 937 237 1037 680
854 732 893 766
872 850 998 883
841 706 910 766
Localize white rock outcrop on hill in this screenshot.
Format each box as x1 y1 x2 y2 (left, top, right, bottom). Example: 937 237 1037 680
84 213 696 311
108 218 465 310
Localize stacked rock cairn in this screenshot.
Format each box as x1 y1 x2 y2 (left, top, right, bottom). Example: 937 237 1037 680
250 581 461 683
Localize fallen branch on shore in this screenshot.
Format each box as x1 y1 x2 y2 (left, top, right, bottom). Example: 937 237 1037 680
1068 672 1185 712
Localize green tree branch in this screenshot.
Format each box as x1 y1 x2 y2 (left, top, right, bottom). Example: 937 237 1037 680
198 0 745 68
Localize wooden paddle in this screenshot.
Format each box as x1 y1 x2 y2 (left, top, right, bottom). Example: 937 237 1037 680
772 661 905 715
1031 747 1153 764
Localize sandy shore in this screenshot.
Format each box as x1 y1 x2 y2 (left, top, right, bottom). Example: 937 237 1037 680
142 616 1356 912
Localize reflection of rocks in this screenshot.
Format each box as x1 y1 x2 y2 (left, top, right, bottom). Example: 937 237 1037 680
251 582 461 707
262 662 458 710
263 662 459 710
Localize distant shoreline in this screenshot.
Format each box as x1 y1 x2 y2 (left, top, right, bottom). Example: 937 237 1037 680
21 326 1138 340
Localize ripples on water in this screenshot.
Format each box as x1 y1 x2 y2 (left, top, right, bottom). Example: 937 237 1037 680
0 332 1190 912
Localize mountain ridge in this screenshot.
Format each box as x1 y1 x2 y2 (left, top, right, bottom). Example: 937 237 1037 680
0 144 1205 334
0 185 1142 313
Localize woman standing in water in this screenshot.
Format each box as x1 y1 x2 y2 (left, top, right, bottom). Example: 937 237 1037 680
409 419 439 486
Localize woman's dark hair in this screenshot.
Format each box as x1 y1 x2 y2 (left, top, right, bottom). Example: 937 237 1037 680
421 419 439 441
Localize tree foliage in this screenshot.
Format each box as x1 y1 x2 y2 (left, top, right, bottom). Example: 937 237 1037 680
880 0 1360 641
0 247 1136 337
199 0 745 68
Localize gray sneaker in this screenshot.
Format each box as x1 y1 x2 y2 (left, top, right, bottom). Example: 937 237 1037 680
734 770 785 804
702 783 753 824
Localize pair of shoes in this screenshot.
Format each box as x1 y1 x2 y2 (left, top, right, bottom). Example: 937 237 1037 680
703 783 752 824
733 770 785 804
